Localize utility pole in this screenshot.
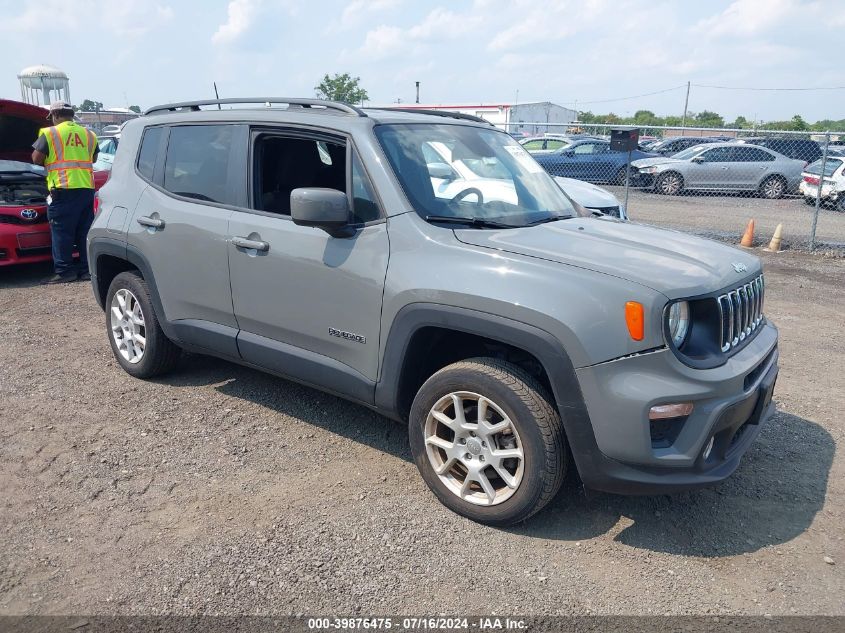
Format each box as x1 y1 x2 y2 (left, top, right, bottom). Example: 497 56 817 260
415 81 420 104
681 81 690 131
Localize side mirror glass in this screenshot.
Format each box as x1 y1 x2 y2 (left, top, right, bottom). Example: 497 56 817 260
291 188 354 238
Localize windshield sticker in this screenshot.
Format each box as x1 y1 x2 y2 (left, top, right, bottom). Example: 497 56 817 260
504 144 543 173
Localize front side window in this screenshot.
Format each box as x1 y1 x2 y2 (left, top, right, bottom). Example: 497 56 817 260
375 123 576 227
162 125 234 204
700 147 734 163
573 143 596 155
253 135 346 215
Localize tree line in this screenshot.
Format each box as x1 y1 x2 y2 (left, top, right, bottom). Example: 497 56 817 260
578 109 844 132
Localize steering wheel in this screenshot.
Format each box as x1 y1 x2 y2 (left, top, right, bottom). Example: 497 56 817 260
452 187 484 205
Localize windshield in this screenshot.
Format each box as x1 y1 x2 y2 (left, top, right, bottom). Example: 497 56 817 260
672 145 711 160
806 157 843 177
375 123 576 227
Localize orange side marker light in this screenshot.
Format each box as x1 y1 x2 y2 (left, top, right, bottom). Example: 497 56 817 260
625 301 644 341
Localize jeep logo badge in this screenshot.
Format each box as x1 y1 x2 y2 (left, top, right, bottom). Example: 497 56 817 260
20 209 38 220
732 262 747 273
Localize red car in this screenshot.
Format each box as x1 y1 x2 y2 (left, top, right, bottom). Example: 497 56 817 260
0 99 108 267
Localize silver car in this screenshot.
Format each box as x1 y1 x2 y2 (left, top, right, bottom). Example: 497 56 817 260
631 142 805 198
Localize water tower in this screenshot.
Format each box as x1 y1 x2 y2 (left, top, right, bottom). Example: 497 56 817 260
18 65 70 106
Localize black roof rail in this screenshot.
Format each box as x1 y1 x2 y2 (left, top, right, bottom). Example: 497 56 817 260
367 107 494 126
144 98 367 117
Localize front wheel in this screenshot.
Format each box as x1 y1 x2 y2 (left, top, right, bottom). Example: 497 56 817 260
656 171 683 195
615 167 629 186
408 358 567 526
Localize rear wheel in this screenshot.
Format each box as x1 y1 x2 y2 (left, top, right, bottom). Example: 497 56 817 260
656 171 683 195
408 358 567 526
106 271 180 378
759 175 786 199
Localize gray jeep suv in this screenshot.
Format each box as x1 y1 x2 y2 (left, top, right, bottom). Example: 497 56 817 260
88 98 779 526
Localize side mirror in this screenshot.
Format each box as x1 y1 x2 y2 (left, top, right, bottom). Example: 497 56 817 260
427 162 455 180
691 156 705 164
562 150 575 157
291 188 354 238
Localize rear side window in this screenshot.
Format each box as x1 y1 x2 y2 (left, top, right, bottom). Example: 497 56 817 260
136 127 162 181
163 125 234 205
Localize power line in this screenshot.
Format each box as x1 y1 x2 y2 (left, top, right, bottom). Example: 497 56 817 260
561 84 686 107
692 83 845 91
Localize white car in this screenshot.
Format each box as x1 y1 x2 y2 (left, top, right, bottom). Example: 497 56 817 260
799 156 845 211
425 141 626 218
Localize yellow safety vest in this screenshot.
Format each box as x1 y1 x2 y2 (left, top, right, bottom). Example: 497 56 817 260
38 121 97 190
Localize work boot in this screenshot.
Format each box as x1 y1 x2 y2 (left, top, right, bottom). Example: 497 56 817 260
40 273 77 285
77 271 91 282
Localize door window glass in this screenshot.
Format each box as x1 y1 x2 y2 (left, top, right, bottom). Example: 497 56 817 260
253 135 346 215
573 143 595 155
163 125 234 204
700 147 733 163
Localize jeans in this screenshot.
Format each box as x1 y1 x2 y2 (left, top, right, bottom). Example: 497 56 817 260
47 188 95 275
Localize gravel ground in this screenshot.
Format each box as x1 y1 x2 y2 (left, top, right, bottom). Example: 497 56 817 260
1 245 843 616
610 187 845 252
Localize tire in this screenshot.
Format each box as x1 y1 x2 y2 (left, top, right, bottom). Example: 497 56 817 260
615 167 629 186
105 271 180 378
759 175 786 199
655 171 683 195
408 358 567 526
836 196 845 213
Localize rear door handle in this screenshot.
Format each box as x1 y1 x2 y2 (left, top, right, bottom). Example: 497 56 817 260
137 216 165 229
232 236 270 252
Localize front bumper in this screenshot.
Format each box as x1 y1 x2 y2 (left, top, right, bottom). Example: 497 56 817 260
568 321 779 494
0 223 52 266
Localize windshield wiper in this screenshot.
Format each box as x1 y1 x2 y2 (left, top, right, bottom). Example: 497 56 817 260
525 215 573 226
425 215 517 229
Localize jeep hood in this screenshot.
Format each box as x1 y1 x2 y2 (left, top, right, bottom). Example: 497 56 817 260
0 99 48 163
453 218 760 298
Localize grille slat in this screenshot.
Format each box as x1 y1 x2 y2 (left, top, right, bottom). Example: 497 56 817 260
717 275 764 353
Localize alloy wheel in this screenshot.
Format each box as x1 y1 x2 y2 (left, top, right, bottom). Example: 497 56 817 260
762 177 785 199
110 288 146 364
424 391 524 506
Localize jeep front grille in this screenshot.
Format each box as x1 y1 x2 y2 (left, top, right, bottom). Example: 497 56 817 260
716 275 764 352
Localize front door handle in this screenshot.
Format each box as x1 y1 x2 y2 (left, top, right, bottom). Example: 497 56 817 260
232 236 270 252
137 216 165 229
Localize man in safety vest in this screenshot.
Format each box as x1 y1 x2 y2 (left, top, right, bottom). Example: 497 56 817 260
32 101 99 284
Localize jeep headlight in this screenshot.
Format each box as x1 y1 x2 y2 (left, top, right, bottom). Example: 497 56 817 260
667 301 690 347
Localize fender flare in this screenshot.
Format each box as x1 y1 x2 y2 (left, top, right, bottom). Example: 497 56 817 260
375 303 601 478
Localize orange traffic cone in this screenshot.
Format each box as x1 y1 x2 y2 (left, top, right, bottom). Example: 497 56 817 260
740 219 755 248
764 223 783 253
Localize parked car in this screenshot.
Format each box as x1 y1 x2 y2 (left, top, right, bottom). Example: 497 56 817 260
0 100 51 266
737 137 821 165
89 98 778 525
799 156 845 210
647 136 722 156
532 139 657 184
0 98 107 266
98 134 119 157
631 142 804 198
424 140 625 217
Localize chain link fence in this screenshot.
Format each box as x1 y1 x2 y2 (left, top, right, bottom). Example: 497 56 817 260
503 122 845 252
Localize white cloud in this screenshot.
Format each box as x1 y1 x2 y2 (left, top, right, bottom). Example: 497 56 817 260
340 0 401 30
213 0 262 45
358 6 482 59
696 0 794 36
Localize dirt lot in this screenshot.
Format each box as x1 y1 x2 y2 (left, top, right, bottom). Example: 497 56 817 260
611 187 845 252
1 245 843 615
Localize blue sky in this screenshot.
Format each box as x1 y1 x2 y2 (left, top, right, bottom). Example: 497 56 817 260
1 0 843 123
